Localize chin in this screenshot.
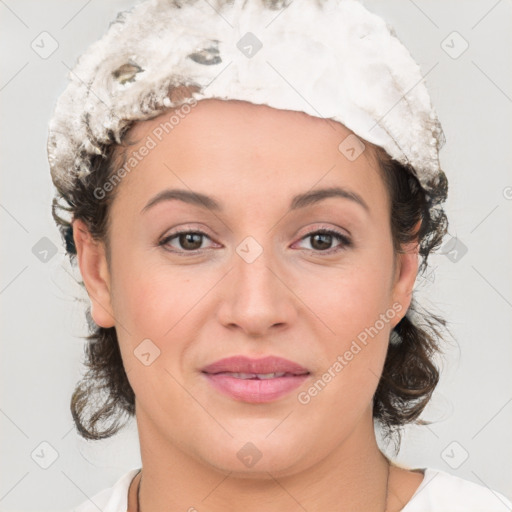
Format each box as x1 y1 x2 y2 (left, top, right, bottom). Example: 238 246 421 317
191 430 314 479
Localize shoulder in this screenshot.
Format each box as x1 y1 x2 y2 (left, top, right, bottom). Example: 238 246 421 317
70 468 139 512
402 467 512 512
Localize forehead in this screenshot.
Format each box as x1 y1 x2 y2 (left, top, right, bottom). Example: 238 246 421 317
124 98 353 162
109 99 387 218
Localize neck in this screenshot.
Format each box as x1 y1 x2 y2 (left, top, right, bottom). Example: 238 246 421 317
133 405 392 512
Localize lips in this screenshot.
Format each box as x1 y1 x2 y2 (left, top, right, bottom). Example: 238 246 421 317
201 356 310 403
202 355 309 376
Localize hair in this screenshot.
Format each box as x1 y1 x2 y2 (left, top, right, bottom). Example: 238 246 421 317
370 146 449 453
51 110 449 454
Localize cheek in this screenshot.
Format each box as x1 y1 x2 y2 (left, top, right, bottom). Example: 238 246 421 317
305 256 394 340
109 255 226 384
110 262 200 404
110 247 195 332
301 249 395 396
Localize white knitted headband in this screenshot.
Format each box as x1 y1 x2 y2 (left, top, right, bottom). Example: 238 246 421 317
47 0 445 196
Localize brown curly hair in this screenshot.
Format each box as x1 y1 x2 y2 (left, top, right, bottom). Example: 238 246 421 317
51 118 450 454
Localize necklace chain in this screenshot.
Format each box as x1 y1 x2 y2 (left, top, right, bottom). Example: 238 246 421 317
135 458 390 512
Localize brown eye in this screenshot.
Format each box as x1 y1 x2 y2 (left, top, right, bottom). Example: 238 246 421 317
178 232 204 250
160 230 211 252
310 232 334 251
296 229 352 253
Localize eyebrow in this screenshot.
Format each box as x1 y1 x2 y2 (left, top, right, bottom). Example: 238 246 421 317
290 186 369 213
141 189 222 214
140 186 369 215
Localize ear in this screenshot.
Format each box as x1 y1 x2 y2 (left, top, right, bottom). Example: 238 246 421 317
72 218 116 328
390 220 421 328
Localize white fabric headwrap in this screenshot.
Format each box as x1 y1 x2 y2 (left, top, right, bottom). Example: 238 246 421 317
47 0 445 196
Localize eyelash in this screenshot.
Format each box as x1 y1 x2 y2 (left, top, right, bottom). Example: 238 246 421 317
158 228 352 256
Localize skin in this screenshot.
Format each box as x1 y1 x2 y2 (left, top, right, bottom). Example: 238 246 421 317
73 98 425 511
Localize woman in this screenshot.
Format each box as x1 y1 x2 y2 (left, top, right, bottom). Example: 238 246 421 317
47 0 512 511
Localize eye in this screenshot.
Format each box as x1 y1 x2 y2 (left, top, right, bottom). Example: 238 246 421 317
159 229 216 253
294 228 352 254
158 227 352 255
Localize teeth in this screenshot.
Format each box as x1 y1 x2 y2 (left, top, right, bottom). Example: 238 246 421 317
227 372 287 379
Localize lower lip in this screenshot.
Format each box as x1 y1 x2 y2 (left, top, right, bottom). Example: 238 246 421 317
203 373 309 403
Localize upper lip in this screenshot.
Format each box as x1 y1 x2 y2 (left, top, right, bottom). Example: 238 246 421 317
202 356 310 375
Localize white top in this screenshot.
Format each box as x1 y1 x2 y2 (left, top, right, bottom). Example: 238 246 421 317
71 466 512 512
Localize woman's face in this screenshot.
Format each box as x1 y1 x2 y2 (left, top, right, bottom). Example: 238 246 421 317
74 98 418 476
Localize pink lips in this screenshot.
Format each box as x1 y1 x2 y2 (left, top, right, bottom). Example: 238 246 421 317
201 356 310 403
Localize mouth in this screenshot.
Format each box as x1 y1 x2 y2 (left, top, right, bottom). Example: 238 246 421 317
201 355 310 375
201 356 310 403
213 372 301 379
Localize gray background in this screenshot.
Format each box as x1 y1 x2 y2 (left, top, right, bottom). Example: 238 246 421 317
1 0 511 510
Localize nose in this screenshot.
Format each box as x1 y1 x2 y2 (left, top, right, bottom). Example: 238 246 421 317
216 241 298 337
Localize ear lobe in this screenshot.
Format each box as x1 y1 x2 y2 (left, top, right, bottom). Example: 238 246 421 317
72 218 116 328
